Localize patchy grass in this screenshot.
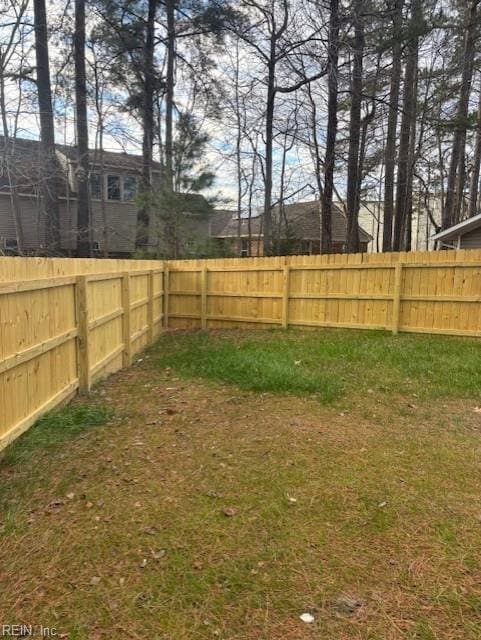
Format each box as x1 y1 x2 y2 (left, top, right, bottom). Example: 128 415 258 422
1 330 481 639
1 404 112 467
0 404 112 535
155 329 481 403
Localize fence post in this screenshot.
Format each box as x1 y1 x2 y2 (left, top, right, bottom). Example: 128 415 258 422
148 269 155 344
122 272 132 366
163 266 169 329
76 275 91 393
282 266 291 329
201 267 208 330
392 263 403 335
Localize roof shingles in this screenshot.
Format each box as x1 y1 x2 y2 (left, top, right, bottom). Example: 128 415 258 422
216 200 371 243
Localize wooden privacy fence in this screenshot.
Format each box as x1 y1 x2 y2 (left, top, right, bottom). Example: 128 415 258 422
1 249 481 450
0 260 164 451
165 250 481 337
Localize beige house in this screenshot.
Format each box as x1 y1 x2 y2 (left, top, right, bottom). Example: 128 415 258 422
0 137 165 255
357 196 443 252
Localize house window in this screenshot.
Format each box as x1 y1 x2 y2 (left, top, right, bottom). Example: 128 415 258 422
123 176 137 201
3 238 18 252
107 175 121 201
240 238 249 257
90 173 102 199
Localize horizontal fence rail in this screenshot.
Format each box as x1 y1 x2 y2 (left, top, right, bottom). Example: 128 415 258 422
0 258 164 451
165 251 481 338
1 249 480 450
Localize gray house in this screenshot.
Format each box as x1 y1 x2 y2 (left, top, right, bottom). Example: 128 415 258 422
432 213 481 250
0 137 162 255
0 137 216 257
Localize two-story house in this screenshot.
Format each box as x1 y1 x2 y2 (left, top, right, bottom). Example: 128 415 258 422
0 137 160 255
0 137 220 257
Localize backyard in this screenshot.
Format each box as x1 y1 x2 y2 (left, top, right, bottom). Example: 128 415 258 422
1 328 481 639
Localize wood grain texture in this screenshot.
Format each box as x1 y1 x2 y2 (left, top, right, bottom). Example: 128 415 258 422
0 258 164 451
1 250 480 450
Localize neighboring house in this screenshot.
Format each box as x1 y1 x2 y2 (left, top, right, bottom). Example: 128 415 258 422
215 200 371 256
0 136 214 257
431 213 481 249
0 136 159 255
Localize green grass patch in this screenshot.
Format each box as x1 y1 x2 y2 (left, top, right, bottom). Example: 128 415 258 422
1 403 112 467
154 329 481 403
2 343 481 638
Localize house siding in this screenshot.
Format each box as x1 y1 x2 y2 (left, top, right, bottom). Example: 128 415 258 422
460 226 481 249
0 192 140 254
0 193 46 250
223 236 368 257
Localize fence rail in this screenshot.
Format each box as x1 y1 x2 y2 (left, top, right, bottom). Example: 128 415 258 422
0 260 164 451
1 249 480 451
166 251 481 338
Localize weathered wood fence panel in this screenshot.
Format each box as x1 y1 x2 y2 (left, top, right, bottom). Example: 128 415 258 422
1 249 480 450
0 259 164 451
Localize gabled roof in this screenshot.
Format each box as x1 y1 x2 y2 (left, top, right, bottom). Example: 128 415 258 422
208 209 236 235
58 143 162 173
216 200 372 243
0 137 51 194
431 212 481 241
0 136 161 194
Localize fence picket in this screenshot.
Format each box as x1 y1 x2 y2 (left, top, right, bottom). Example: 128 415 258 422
1 250 481 451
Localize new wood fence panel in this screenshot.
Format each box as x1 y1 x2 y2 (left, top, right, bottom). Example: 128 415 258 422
129 272 150 354
0 260 165 451
168 249 481 336
1 250 481 450
87 276 124 383
0 257 164 281
168 269 201 328
0 279 78 448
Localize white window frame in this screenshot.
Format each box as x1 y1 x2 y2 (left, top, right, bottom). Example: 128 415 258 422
89 172 103 200
106 174 121 201
122 175 138 202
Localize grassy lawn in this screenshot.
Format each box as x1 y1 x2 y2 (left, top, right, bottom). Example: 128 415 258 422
156 328 481 402
1 329 481 639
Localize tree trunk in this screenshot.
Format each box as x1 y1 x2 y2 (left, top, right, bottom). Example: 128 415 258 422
74 0 91 257
165 0 175 193
230 40 243 249
33 0 61 254
135 0 156 251
382 0 404 252
95 127 108 257
305 84 324 248
98 123 108 257
403 100 417 250
393 1 419 251
263 52 275 257
443 0 479 229
345 0 364 253
321 0 340 254
468 85 481 218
